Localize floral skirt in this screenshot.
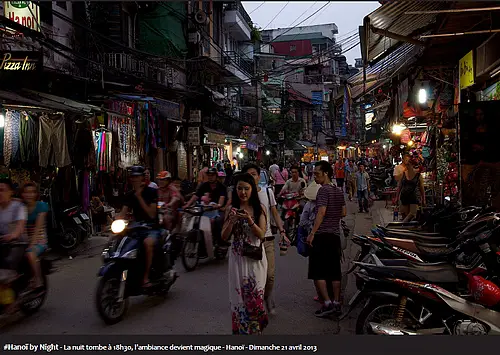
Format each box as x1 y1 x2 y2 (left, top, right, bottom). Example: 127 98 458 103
229 245 268 335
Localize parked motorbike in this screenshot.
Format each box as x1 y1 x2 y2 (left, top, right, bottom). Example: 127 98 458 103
279 191 304 246
178 205 229 272
40 185 91 252
95 209 179 324
0 241 53 317
348 224 500 335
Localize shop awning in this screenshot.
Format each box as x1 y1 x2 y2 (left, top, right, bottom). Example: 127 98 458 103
296 140 315 148
0 90 90 113
348 42 422 100
113 94 182 122
24 90 102 113
361 1 449 64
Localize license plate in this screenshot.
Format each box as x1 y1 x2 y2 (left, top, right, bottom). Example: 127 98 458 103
73 217 82 224
80 213 89 220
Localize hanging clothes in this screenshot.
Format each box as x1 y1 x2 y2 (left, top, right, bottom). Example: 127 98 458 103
73 123 96 171
94 130 113 172
108 114 140 168
19 113 39 165
3 110 21 167
39 113 72 168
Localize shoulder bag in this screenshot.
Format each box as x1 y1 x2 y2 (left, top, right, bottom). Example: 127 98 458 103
241 210 267 261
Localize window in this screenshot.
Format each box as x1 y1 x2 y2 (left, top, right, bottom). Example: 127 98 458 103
38 1 53 26
290 45 296 52
56 2 67 10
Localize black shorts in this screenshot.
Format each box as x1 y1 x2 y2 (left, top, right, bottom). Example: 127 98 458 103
308 232 341 281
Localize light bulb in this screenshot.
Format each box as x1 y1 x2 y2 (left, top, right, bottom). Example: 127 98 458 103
408 140 414 147
382 145 387 149
236 147 241 153
239 153 244 159
418 88 427 104
266 150 270 155
392 124 404 135
0 114 4 128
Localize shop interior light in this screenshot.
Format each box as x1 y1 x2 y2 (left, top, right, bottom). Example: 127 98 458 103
0 113 4 128
382 145 387 149
236 147 241 153
238 152 244 159
408 140 414 147
392 123 405 135
418 87 427 104
266 150 270 155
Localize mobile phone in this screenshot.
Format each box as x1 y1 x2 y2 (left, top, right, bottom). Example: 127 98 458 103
237 209 245 214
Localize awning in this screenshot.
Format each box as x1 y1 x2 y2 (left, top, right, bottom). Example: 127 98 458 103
296 140 315 148
362 1 449 64
349 42 422 100
0 90 94 113
112 94 182 122
24 90 102 113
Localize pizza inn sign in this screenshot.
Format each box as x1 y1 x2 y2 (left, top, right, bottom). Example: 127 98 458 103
0 52 39 71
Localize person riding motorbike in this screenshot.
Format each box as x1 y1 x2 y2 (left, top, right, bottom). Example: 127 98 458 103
157 171 183 232
116 166 159 288
279 165 307 197
184 167 227 247
0 178 28 313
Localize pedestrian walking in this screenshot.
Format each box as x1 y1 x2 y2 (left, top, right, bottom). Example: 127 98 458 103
397 162 426 222
222 173 268 335
242 164 289 315
354 163 370 213
306 161 346 317
334 158 346 190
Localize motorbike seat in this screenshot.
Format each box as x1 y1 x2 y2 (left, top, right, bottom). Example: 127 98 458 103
376 230 450 244
379 226 441 237
414 244 454 260
62 206 80 214
360 261 459 284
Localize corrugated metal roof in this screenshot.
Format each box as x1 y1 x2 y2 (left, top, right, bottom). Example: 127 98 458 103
349 41 423 99
363 1 451 63
273 32 326 42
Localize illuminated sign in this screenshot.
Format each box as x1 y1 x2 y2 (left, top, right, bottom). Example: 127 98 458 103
459 51 474 90
0 51 40 71
3 1 40 32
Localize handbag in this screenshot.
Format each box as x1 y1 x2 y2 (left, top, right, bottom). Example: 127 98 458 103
242 240 263 260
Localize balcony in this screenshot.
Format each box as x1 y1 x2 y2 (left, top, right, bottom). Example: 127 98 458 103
304 74 340 85
224 3 251 41
223 51 253 84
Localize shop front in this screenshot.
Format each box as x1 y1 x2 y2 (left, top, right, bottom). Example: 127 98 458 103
202 128 227 169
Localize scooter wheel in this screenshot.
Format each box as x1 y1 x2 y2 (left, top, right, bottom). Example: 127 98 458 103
95 274 129 325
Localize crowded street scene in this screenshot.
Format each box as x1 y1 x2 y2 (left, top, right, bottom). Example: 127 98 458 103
2 0 500 338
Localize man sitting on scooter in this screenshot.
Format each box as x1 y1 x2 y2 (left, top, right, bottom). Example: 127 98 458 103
117 166 159 289
184 167 227 247
156 171 183 232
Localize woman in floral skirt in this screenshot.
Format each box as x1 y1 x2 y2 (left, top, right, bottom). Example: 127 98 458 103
222 173 268 335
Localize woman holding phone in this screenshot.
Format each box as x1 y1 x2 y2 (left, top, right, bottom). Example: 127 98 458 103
222 173 268 335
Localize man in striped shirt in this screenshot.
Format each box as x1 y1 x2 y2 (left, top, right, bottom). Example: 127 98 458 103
306 161 346 317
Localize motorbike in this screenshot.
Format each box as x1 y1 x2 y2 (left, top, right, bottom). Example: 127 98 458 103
0 241 53 317
279 191 304 246
178 204 229 272
40 184 91 252
95 204 179 325
347 224 500 335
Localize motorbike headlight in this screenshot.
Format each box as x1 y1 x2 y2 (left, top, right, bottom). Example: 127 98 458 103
122 249 138 259
111 220 127 234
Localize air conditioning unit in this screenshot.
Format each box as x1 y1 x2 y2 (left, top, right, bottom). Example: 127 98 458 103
188 32 201 44
194 10 208 25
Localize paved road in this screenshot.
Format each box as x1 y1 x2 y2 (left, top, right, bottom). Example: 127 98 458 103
1 201 389 335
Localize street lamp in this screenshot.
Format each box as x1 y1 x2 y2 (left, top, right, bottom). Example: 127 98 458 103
266 150 270 156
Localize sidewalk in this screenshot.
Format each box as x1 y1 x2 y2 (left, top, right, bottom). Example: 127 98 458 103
47 234 109 270
339 200 392 334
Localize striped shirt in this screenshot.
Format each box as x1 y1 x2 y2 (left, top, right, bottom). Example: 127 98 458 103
316 184 345 234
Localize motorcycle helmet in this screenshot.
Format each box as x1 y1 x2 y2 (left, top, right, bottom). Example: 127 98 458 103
218 171 226 177
157 171 172 180
128 166 145 176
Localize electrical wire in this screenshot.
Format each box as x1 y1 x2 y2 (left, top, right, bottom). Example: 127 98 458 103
248 2 266 15
262 2 290 30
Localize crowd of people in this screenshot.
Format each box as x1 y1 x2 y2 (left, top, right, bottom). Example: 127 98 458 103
0 152 424 334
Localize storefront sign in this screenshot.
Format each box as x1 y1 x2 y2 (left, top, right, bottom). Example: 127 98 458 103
246 141 258 152
459 51 474 90
155 99 181 122
189 110 201 123
0 51 40 71
3 1 41 32
207 132 225 145
187 127 200 146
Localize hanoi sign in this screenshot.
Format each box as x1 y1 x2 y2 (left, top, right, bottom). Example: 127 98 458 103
0 51 40 71
3 1 41 32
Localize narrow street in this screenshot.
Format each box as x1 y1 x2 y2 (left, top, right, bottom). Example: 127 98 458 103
1 201 391 335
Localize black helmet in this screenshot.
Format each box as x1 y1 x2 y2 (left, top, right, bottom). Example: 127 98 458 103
128 165 145 176
207 167 218 175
